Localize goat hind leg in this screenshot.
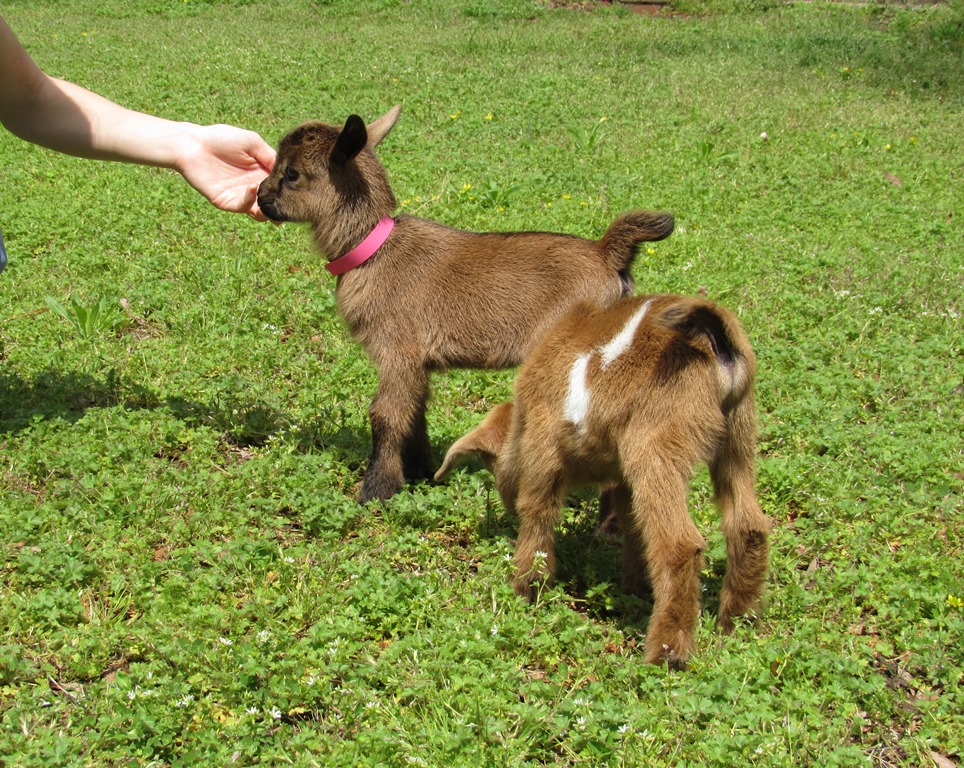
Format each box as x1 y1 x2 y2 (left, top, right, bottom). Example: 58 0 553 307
627 457 705 669
711 401 771 633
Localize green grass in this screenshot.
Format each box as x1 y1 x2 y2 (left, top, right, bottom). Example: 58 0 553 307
1 0 962 765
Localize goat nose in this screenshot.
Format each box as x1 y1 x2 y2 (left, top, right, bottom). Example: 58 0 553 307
257 196 284 223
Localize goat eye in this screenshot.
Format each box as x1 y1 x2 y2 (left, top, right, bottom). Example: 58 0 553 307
283 167 300 184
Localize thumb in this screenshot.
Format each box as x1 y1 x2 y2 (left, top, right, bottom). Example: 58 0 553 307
243 183 269 222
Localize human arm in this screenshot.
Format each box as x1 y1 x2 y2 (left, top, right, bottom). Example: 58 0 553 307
0 16 275 219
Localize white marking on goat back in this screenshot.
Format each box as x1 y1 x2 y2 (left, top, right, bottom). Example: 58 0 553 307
599 299 653 368
564 353 592 427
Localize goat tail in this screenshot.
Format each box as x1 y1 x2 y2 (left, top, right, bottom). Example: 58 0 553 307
655 297 756 410
599 210 675 272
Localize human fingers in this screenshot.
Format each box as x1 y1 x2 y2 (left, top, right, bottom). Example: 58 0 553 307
248 134 275 173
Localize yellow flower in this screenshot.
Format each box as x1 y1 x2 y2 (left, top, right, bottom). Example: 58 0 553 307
948 594 963 609
485 112 494 121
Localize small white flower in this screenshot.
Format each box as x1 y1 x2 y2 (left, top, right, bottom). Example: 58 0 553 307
218 637 233 646
534 551 548 561
490 624 499 636
246 706 259 716
760 132 769 140
618 723 631 735
283 556 295 564
870 306 883 315
269 707 282 720
257 629 271 643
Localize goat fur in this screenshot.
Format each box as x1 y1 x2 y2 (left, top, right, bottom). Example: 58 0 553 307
257 105 674 502
435 293 771 668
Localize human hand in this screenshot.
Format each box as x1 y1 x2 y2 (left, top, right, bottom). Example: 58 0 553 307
173 123 276 220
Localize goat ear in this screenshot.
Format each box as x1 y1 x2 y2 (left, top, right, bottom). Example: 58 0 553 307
331 114 368 168
365 104 402 149
434 402 512 482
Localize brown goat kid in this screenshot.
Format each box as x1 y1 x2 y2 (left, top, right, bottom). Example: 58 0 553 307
257 106 674 502
435 294 771 668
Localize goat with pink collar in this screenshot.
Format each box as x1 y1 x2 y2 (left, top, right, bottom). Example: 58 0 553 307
436 293 772 669
257 105 674 503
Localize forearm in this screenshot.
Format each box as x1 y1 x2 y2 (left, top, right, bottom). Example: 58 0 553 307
4 75 191 169
1 14 273 218
1 15 185 169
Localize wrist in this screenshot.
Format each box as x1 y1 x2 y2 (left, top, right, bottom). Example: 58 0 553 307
167 121 207 175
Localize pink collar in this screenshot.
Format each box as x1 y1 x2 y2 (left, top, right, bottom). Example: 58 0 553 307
326 217 395 276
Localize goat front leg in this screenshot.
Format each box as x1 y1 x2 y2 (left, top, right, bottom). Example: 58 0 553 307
359 363 429 504
512 480 565 601
711 399 771 633
402 397 432 481
508 411 566 600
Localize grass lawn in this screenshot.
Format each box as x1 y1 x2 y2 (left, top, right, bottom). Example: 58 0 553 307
0 0 961 765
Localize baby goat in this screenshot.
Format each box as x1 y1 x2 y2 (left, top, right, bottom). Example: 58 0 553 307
435 294 771 668
257 105 674 502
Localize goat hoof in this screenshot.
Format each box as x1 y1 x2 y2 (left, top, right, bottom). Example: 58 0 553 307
645 646 689 671
358 475 403 504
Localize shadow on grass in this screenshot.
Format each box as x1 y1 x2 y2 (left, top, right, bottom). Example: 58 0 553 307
465 482 731 643
740 4 963 100
0 367 371 462
0 367 134 432
1 366 738 646
556 508 731 644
